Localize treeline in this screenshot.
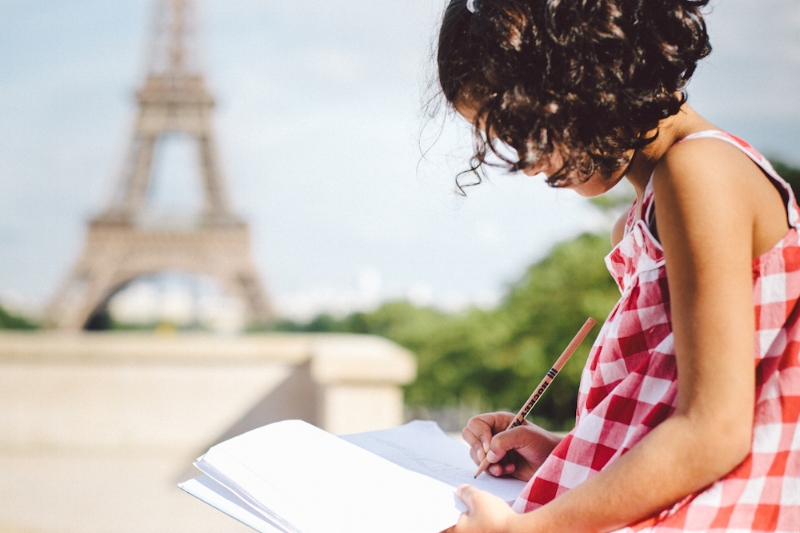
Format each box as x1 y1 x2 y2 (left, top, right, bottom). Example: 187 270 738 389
0 304 38 330
772 160 800 192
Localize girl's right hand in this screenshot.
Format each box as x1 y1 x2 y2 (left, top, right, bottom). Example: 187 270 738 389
462 412 563 482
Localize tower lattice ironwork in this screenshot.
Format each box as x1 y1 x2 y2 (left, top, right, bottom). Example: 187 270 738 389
45 0 272 329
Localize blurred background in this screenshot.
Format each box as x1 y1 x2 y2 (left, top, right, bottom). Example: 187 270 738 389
0 0 799 532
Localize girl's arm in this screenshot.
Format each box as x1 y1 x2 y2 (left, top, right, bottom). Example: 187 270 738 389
452 139 769 533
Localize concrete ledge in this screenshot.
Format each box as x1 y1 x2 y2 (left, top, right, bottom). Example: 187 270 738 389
0 332 417 451
310 334 416 385
0 331 310 364
0 332 416 379
0 332 418 532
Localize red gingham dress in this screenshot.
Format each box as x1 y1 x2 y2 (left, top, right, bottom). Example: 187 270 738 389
512 131 800 531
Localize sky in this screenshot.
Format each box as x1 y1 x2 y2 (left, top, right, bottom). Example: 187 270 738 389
1 0 799 322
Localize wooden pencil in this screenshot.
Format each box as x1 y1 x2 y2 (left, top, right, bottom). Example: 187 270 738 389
474 317 596 478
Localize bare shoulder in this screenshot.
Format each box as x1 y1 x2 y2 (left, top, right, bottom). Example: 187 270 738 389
653 137 761 195
652 136 788 258
651 138 754 232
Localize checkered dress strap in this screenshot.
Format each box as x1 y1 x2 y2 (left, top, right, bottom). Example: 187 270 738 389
512 131 800 532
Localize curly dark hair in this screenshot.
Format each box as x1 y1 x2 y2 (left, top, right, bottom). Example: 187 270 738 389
437 0 711 188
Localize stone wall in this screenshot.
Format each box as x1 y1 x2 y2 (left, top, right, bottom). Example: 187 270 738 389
0 332 416 533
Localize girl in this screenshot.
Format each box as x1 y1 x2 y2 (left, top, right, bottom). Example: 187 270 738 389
436 0 800 531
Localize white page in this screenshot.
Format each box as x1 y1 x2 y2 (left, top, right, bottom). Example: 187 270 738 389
179 475 285 533
342 420 527 503
194 456 300 532
196 420 463 533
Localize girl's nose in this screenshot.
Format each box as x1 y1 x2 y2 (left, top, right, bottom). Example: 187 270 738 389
521 150 564 179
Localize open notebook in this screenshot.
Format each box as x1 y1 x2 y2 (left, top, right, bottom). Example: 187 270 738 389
180 419 527 533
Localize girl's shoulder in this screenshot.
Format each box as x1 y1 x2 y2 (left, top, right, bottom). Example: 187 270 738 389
653 130 775 202
652 130 791 258
657 131 759 181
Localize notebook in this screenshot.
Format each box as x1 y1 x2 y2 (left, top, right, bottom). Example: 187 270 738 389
180 419 526 532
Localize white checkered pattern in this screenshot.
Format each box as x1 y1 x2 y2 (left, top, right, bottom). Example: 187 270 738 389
512 132 800 531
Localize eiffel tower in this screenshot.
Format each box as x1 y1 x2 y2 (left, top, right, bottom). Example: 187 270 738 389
44 0 272 329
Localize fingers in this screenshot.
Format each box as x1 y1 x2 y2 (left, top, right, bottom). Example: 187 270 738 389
462 412 516 465
488 460 516 477
462 420 491 464
489 424 563 481
454 485 517 533
465 417 528 471
456 484 479 512
489 425 533 457
483 440 508 470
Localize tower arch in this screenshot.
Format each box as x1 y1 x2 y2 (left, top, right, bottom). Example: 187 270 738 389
45 0 272 329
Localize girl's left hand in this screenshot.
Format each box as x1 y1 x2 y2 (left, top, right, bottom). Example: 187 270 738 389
440 485 517 533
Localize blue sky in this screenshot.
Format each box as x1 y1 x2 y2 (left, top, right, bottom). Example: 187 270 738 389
1 0 799 320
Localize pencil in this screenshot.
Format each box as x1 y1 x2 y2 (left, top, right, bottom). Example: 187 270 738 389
473 317 596 478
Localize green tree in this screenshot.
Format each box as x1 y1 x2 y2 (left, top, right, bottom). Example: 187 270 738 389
488 233 619 427
770 159 800 198
0 303 38 330
402 233 618 429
